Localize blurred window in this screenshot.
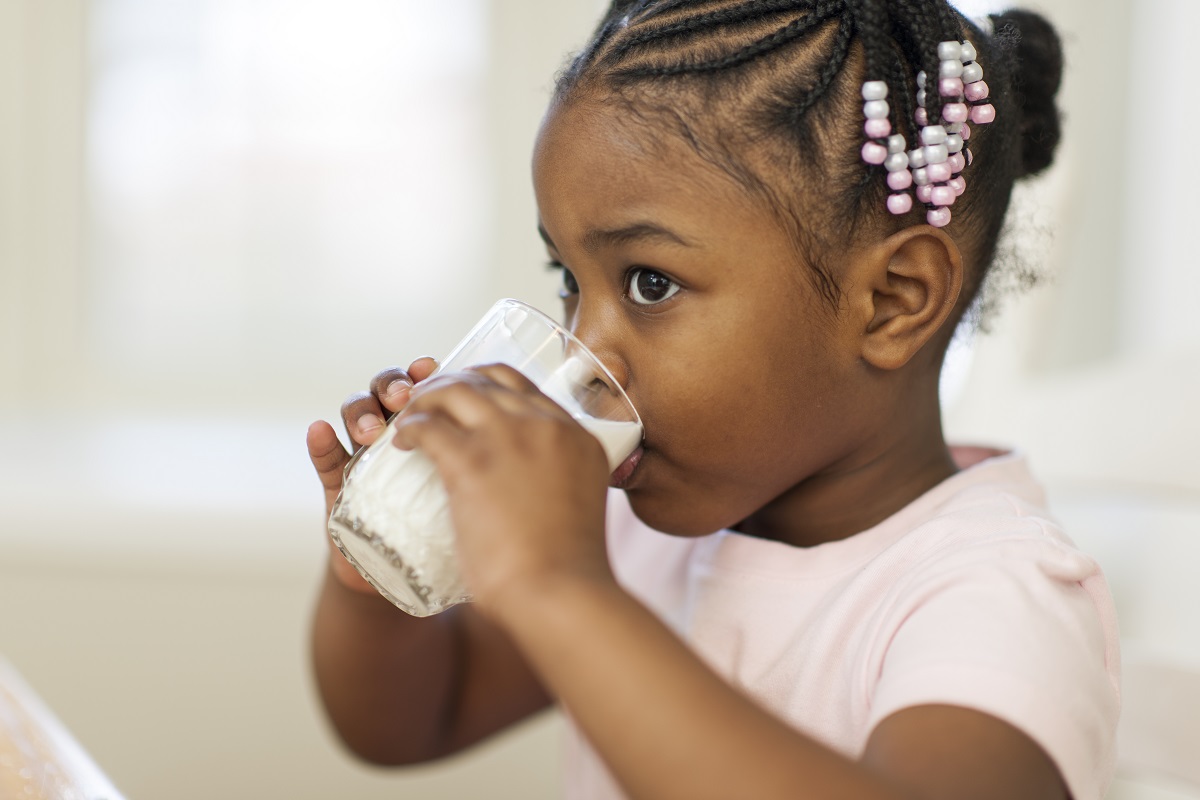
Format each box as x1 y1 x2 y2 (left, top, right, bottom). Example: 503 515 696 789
86 0 489 401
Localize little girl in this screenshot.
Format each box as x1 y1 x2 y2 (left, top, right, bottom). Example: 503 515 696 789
306 2 1120 798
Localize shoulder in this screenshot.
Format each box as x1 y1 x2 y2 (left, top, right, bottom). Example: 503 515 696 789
866 452 1122 800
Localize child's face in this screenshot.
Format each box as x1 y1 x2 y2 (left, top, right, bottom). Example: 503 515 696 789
532 98 875 537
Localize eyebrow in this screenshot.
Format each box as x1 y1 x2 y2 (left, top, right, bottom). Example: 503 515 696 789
537 222 693 254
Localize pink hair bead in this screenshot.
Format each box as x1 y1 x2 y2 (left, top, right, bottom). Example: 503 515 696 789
930 185 956 206
966 148 974 166
887 169 913 191
939 77 964 98
948 176 967 195
960 123 971 140
861 141 888 165
915 184 934 203
914 107 929 126
947 152 966 173
927 162 952 183
964 80 990 102
941 102 968 123
927 207 952 227
887 193 913 215
865 118 892 138
969 103 996 125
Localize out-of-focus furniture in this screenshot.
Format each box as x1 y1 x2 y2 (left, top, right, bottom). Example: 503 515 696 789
0 658 126 800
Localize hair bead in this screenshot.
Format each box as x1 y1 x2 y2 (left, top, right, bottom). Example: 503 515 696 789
854 25 995 228
861 141 888 165
885 151 909 172
887 169 913 191
969 104 996 124
964 80 989 102
887 192 913 214
861 80 888 101
927 206 952 227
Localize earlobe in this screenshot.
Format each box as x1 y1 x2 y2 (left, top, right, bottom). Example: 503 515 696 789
858 226 964 371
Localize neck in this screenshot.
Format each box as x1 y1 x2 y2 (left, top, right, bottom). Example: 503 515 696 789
736 382 957 549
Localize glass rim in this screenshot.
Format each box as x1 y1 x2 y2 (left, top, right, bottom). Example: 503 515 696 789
457 298 642 430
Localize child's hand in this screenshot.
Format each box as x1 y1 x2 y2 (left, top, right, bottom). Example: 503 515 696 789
307 357 438 593
392 364 614 621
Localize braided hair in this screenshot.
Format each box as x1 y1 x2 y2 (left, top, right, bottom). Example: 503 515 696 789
555 1 1063 321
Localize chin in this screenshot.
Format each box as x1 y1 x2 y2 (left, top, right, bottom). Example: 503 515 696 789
624 486 733 537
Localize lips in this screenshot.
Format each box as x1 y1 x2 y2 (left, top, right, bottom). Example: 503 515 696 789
609 445 644 488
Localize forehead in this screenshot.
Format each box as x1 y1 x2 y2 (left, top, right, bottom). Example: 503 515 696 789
532 96 778 247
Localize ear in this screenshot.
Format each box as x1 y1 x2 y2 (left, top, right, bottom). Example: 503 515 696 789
852 226 964 371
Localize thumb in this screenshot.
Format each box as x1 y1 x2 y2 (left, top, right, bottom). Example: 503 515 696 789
307 420 351 510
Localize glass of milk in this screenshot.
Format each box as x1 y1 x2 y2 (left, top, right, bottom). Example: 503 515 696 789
328 298 643 617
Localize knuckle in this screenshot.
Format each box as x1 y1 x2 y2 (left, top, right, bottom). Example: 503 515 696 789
370 366 411 396
340 391 375 419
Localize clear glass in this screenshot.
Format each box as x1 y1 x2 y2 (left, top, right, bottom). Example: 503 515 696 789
328 299 643 617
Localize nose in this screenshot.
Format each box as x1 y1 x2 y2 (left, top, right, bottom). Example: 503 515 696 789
569 303 631 392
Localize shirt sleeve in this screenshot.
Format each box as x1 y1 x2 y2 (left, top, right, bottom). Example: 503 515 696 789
866 531 1121 800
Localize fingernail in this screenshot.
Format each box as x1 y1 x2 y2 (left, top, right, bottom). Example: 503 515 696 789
385 379 412 401
358 414 384 434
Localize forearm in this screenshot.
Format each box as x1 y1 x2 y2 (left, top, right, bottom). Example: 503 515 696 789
311 564 462 764
494 577 913 800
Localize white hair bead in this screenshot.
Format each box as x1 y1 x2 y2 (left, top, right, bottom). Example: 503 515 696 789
960 41 978 62
938 41 963 61
923 143 949 164
939 59 964 79
887 134 907 153
962 62 984 84
863 99 890 119
885 151 910 172
912 167 930 186
908 148 928 169
920 125 947 145
861 80 888 101
916 88 926 108
945 133 964 153
916 71 927 89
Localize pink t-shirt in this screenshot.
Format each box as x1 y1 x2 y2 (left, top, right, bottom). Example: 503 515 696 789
565 449 1121 800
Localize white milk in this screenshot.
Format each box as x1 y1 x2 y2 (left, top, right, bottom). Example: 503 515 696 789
330 414 642 616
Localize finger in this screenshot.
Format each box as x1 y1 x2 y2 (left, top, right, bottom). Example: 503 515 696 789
405 372 535 431
468 363 574 419
392 411 472 476
340 391 388 449
407 356 438 383
369 366 417 415
307 420 351 501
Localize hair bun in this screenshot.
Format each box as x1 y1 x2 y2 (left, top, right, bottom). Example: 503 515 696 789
990 9 1064 178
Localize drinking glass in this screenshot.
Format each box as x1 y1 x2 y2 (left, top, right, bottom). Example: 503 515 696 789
328 298 642 616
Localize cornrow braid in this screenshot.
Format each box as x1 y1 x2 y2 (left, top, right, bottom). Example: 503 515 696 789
613 0 846 79
785 11 854 129
602 0 816 60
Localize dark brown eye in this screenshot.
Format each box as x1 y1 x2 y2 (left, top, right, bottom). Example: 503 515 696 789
627 268 679 306
558 266 579 298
